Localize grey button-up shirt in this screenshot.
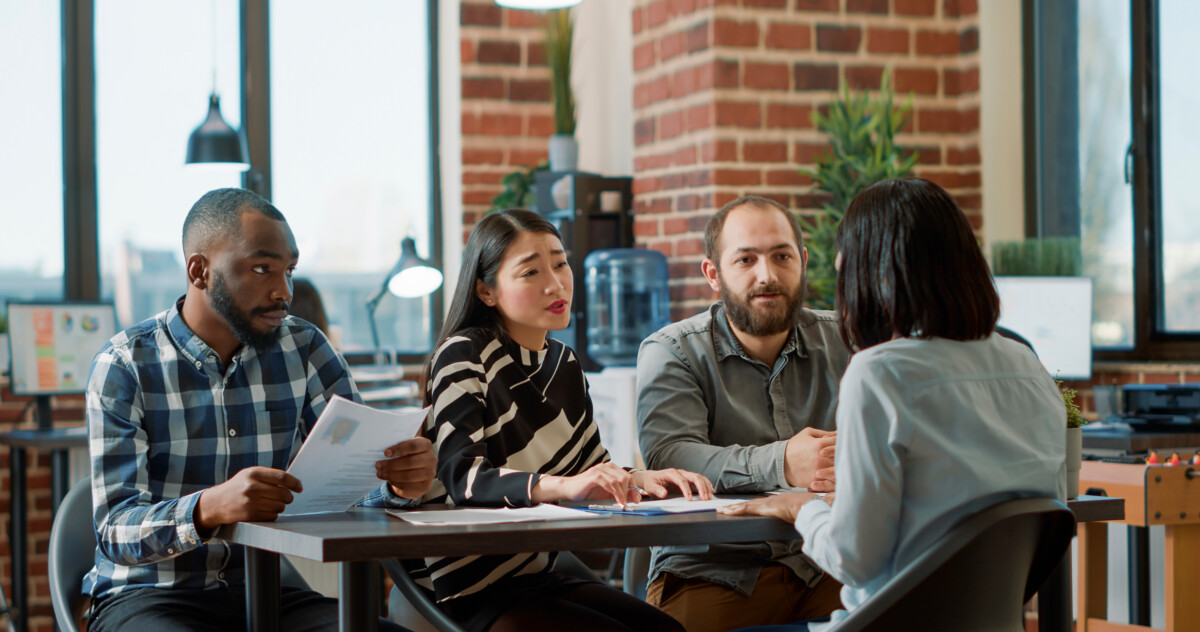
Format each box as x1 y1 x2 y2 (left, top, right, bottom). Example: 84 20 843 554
636 303 851 594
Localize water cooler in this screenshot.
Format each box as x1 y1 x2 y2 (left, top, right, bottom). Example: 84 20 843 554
581 248 670 468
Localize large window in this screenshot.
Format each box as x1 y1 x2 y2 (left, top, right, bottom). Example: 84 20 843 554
1156 1 1200 333
0 2 64 302
2 0 440 360
270 0 434 355
1027 0 1200 359
95 0 243 325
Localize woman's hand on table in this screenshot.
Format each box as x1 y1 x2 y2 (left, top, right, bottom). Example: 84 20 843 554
717 491 820 523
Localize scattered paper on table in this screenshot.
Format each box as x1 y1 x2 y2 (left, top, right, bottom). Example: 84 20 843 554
578 497 749 515
388 504 606 526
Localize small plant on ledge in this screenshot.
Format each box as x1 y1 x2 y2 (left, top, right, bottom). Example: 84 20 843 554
1058 379 1085 429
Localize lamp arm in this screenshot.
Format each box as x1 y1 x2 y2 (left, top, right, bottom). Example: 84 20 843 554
365 285 390 364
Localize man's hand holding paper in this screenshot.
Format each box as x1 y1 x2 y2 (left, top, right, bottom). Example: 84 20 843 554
283 396 431 515
377 436 437 499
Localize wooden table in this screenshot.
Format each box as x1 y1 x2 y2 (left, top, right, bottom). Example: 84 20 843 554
222 495 1124 632
1077 461 1200 632
222 504 800 632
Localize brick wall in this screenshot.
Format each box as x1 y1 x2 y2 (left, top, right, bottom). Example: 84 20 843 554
459 0 556 242
0 384 85 632
631 0 982 320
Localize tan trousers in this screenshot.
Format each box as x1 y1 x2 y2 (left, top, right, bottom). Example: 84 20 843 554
645 565 843 632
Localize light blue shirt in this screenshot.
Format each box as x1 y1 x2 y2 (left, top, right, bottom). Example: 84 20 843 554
794 334 1067 631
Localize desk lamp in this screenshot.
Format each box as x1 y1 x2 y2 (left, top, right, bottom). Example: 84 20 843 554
365 237 443 364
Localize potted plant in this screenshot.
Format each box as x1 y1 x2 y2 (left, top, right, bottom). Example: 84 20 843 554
490 161 549 213
799 69 918 309
1058 378 1086 498
544 8 577 172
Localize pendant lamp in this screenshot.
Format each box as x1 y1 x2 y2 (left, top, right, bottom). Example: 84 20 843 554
185 94 249 168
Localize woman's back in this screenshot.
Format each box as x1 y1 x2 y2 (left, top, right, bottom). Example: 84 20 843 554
806 332 1066 623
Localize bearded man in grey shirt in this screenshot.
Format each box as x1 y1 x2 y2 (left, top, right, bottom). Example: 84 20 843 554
636 195 851 632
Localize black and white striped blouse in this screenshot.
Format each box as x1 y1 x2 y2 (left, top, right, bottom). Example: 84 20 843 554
413 328 611 602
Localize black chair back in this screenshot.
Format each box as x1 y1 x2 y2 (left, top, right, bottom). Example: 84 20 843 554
833 496 1075 632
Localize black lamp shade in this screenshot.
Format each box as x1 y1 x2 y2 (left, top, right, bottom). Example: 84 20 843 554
387 237 443 298
186 94 249 168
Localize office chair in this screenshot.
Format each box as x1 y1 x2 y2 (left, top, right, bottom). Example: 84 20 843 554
622 547 651 599
832 496 1074 632
995 325 1036 353
382 552 605 632
50 477 313 632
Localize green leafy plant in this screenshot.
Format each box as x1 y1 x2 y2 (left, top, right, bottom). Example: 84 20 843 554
544 8 575 136
490 161 549 213
1057 379 1086 428
991 237 1082 276
799 69 918 309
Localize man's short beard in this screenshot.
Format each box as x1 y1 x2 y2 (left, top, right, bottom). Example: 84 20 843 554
210 272 281 353
719 275 805 337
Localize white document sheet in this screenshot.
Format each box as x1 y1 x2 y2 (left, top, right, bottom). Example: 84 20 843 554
388 504 606 526
578 497 749 515
283 396 427 515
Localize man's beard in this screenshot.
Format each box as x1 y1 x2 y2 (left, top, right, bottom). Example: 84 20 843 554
209 272 284 353
720 276 805 337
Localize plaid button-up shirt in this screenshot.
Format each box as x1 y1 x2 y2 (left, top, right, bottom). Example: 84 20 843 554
83 300 399 599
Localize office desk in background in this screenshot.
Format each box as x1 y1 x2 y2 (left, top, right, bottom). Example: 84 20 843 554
1077 462 1199 632
222 495 1124 632
0 425 88 632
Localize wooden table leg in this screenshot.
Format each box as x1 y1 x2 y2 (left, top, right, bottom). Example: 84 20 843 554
1078 522 1108 632
1165 524 1200 632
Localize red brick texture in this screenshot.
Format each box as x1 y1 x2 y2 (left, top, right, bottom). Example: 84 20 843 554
632 0 982 320
460 0 555 242
0 384 85 632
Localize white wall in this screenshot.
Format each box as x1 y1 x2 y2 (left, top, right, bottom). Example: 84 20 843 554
573 0 634 176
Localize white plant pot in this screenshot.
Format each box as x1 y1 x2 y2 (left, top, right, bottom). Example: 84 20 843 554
1066 426 1083 499
548 134 578 172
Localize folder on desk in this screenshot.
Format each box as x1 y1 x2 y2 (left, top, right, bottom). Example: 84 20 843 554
577 497 747 516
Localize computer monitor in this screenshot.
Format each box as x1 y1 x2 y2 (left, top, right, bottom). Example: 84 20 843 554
5 301 118 397
993 276 1093 380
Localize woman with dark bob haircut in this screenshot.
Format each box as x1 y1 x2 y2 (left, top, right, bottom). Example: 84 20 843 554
409 209 711 632
722 178 1067 631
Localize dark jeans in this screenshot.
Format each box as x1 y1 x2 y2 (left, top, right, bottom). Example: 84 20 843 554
89 584 408 632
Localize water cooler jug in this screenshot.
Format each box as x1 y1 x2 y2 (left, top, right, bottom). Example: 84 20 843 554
584 248 670 367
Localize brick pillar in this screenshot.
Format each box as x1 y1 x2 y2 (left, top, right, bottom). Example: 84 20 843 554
632 0 981 319
459 0 556 242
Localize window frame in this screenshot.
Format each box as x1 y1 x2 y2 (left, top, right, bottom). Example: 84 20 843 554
1024 0 1200 362
61 0 443 364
